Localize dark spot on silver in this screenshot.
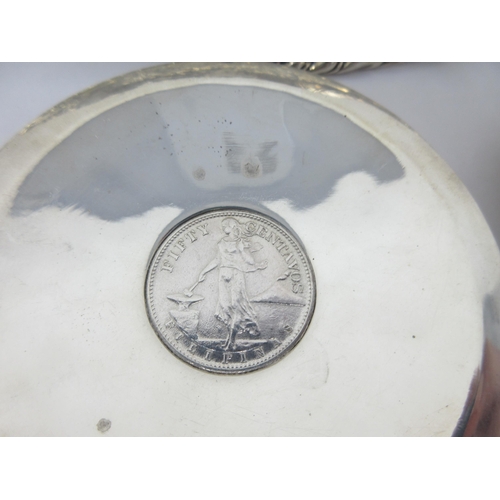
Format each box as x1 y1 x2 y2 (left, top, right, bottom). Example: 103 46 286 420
97 418 111 433
193 168 206 181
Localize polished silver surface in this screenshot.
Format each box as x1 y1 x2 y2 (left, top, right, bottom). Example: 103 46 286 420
146 208 315 374
0 62 499 435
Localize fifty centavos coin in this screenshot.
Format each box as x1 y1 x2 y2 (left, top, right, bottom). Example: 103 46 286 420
145 208 315 374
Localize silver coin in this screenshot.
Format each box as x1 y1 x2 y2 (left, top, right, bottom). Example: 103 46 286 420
145 208 316 374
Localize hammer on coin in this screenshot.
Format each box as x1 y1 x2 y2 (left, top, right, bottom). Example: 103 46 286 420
183 274 206 297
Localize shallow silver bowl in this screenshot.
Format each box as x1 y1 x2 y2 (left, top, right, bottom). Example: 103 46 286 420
1 63 498 436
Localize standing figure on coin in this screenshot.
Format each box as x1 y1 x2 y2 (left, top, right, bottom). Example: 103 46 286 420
193 218 268 350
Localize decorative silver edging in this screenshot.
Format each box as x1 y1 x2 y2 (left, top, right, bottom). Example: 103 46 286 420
277 62 393 75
